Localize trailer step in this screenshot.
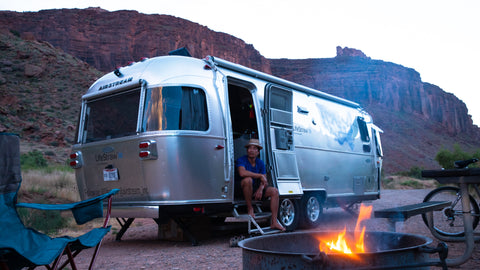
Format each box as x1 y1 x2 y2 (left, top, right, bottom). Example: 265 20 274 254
249 226 282 235
231 204 283 236
231 212 271 222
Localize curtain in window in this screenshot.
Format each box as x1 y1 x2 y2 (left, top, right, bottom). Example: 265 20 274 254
181 88 208 131
143 86 208 132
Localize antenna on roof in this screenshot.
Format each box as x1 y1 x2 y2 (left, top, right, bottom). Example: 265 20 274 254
168 47 192 57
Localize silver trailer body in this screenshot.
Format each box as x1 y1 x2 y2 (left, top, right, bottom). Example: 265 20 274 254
71 55 383 230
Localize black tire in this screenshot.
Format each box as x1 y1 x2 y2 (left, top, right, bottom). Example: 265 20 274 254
300 194 323 228
278 198 299 231
422 186 480 237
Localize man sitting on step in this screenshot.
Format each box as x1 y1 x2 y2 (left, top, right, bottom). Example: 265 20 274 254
236 139 285 231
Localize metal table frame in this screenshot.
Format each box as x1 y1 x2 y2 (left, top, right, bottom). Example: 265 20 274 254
422 168 480 266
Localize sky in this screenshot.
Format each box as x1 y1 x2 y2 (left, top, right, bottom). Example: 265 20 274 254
3 0 480 125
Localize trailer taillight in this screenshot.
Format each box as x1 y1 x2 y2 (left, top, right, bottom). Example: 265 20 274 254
139 140 158 160
193 206 204 213
139 142 150 148
69 151 83 169
139 151 150 158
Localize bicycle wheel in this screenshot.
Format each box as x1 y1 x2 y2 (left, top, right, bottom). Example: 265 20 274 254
422 186 480 237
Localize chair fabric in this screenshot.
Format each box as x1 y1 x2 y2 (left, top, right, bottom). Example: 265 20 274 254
0 133 21 196
0 133 119 270
17 190 116 225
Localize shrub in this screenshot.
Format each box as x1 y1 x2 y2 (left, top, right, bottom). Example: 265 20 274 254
20 150 48 169
381 177 394 189
398 166 424 178
17 169 78 234
9 29 20 37
400 180 423 189
435 144 480 169
18 208 69 234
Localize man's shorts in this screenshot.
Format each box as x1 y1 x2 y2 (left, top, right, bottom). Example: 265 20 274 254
234 177 267 200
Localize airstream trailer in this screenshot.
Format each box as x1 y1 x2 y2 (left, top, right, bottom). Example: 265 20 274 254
70 54 383 237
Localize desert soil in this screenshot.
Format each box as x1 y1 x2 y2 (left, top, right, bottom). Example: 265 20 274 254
71 189 480 269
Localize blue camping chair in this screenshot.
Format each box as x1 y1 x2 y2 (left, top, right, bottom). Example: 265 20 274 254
0 133 119 270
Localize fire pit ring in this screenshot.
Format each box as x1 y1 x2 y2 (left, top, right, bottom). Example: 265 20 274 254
239 231 444 270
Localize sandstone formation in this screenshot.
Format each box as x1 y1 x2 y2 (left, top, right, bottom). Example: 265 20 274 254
1 8 479 173
0 8 271 73
336 46 369 58
0 29 102 159
270 50 479 172
270 51 477 138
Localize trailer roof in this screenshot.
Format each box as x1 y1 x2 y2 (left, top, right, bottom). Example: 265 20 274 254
206 55 361 109
86 55 362 110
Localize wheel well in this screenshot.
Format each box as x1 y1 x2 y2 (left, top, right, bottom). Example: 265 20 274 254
303 191 326 204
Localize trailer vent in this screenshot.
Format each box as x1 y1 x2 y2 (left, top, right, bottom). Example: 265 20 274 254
168 47 191 57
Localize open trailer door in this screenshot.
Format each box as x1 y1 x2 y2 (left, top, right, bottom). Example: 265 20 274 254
264 84 303 196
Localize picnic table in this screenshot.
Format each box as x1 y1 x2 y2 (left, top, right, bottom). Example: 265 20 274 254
421 167 480 266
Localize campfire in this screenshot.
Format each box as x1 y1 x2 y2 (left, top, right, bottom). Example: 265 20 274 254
238 202 447 269
316 204 372 256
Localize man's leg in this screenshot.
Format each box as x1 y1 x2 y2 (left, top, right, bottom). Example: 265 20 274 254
241 177 255 218
265 186 285 231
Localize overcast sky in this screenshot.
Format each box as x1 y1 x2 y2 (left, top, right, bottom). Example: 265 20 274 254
3 0 480 125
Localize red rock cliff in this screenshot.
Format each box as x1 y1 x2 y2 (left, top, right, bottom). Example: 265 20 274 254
1 9 479 173
269 53 478 138
0 8 271 73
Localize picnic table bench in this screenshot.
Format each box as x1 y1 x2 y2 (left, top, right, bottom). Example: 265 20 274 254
374 201 450 232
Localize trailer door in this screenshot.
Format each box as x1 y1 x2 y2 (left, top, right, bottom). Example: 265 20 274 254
372 125 383 188
264 85 303 196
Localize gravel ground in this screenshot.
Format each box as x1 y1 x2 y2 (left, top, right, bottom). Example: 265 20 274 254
71 189 480 269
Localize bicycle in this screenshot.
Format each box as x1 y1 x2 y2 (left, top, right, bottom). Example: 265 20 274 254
421 158 480 237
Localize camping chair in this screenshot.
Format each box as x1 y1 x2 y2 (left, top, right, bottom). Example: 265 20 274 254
0 133 119 270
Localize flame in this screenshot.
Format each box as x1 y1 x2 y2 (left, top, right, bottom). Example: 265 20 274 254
317 204 372 256
320 227 353 254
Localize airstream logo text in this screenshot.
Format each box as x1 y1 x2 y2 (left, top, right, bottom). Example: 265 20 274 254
95 152 119 162
294 125 311 134
98 77 133 91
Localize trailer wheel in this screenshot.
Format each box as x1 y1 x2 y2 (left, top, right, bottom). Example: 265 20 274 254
301 194 323 228
278 198 299 231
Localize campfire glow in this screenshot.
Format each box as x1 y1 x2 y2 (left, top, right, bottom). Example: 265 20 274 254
317 204 372 256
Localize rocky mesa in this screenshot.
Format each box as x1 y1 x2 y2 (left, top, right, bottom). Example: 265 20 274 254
0 8 479 173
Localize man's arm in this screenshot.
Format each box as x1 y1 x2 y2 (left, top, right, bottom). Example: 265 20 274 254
237 166 268 187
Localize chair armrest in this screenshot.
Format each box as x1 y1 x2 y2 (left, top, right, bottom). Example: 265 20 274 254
17 189 119 225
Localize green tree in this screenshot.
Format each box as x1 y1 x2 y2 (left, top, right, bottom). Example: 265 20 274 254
435 144 480 169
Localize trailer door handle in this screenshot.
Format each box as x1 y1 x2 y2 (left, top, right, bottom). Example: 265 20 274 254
297 106 309 114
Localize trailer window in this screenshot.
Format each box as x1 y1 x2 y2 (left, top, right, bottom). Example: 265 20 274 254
357 117 370 142
142 86 208 131
373 129 383 157
83 89 141 143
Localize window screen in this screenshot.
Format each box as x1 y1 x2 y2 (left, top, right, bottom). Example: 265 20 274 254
83 89 141 143
270 87 292 112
